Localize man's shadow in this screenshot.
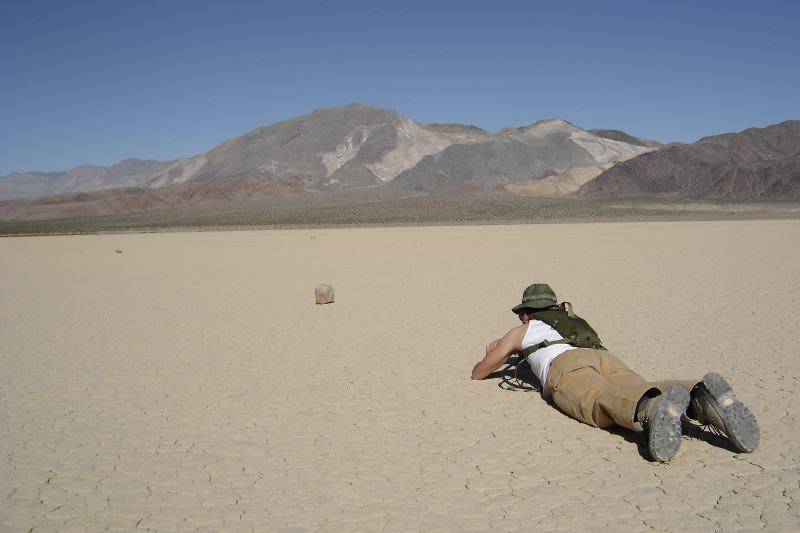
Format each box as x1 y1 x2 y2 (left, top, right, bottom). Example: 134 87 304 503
489 355 541 393
487 358 738 460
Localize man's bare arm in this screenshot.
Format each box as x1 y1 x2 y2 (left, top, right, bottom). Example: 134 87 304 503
471 324 526 380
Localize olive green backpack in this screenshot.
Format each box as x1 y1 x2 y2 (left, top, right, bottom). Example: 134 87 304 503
520 302 605 360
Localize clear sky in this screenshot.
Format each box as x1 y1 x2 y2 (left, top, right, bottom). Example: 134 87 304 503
1 0 798 175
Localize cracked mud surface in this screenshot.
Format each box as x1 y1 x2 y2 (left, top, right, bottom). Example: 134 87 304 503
1 220 799 531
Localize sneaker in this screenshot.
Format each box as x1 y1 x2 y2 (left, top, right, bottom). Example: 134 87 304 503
639 384 690 462
689 373 760 453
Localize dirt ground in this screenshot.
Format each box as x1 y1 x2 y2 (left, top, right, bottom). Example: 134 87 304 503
1 220 799 530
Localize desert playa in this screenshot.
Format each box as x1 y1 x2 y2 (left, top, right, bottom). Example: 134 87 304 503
2 220 799 530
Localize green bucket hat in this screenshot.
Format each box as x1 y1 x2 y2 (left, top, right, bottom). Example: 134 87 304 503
511 283 557 314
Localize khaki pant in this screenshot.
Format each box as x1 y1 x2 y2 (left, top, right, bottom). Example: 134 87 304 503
544 348 696 432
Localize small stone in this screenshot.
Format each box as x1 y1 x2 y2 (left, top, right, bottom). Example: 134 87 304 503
114 249 123 254
315 284 334 305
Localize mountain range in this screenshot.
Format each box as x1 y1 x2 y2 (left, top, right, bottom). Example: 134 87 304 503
0 159 170 201
0 104 657 199
392 118 658 195
1 104 798 222
578 120 800 198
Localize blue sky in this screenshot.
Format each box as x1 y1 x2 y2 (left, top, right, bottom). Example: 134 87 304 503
1 0 798 175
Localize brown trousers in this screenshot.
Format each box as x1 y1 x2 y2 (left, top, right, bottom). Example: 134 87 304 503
544 348 696 432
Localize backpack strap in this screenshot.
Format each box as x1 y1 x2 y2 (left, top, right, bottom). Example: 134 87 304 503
520 344 539 359
521 338 604 362
520 337 584 360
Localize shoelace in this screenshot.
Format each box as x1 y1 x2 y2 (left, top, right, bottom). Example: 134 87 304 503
700 422 726 439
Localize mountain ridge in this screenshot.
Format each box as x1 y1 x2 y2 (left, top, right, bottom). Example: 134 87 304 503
391 117 656 192
0 159 171 201
0 104 656 201
578 120 800 199
4 104 796 225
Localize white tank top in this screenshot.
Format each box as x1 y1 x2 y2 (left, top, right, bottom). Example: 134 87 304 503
522 319 574 391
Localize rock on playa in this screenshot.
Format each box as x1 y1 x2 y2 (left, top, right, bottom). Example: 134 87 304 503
315 284 334 305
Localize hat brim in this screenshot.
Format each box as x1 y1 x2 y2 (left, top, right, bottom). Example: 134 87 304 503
512 299 555 314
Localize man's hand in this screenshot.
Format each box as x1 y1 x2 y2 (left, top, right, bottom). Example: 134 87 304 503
472 325 526 380
485 339 501 356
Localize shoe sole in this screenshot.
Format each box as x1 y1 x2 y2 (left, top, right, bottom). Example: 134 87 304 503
701 373 760 453
648 384 690 462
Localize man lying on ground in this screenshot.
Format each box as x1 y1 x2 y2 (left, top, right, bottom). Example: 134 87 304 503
471 283 760 462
